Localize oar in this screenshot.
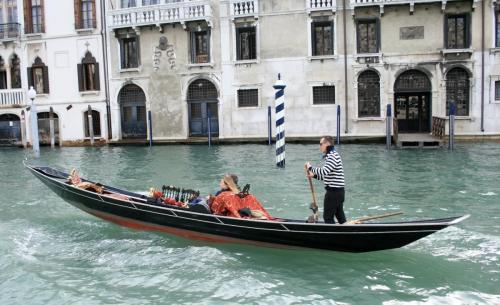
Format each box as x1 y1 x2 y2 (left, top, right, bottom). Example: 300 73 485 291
305 165 319 223
348 211 403 224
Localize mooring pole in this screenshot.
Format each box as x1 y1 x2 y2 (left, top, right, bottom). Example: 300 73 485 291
386 104 392 149
49 107 55 148
449 102 455 150
207 108 212 148
273 74 286 167
87 105 94 146
267 105 272 145
336 105 341 145
148 110 153 147
27 86 39 157
20 110 27 149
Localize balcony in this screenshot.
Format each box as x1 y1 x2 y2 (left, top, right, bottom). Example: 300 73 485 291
350 0 469 14
307 0 336 12
0 89 26 108
107 0 212 30
230 0 259 18
0 23 21 42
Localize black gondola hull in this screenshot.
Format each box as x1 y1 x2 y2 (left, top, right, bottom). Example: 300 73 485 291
27 165 469 252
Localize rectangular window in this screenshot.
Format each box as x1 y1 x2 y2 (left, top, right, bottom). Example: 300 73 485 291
312 21 334 56
191 30 210 64
31 0 43 33
120 37 140 69
236 26 256 60
313 86 335 105
142 0 158 5
356 19 378 53
446 14 468 49
80 0 94 29
237 89 258 107
495 81 500 101
497 11 500 48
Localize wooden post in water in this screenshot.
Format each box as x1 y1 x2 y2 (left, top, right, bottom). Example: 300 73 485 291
267 106 272 145
20 110 27 148
449 102 455 150
49 107 55 148
207 108 212 147
87 105 94 146
336 105 341 145
273 74 286 167
386 104 392 149
148 110 152 147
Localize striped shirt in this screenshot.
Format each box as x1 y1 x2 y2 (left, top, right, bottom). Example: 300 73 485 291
310 147 345 189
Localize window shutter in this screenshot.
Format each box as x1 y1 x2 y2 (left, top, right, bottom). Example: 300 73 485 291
311 22 316 56
74 0 81 29
27 67 33 88
42 66 49 93
207 29 211 62
190 31 195 63
91 0 96 28
77 63 84 91
236 28 241 60
330 21 334 54
40 0 45 33
93 63 100 90
24 0 32 34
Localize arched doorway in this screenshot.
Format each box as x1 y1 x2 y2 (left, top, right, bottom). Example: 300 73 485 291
0 114 21 145
187 79 219 137
118 84 147 139
394 70 432 133
37 112 60 145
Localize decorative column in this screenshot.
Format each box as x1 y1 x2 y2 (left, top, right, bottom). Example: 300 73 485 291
273 74 286 167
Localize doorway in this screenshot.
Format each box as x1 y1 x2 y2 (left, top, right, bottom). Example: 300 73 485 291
394 70 432 133
187 79 219 137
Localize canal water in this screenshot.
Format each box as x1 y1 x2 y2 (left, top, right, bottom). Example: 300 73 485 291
0 143 499 304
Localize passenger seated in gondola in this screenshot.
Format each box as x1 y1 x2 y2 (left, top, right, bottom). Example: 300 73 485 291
209 174 272 220
67 169 104 194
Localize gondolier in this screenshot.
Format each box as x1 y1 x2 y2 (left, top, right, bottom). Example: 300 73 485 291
306 136 346 224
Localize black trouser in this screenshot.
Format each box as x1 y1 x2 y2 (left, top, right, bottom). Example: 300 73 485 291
323 187 346 224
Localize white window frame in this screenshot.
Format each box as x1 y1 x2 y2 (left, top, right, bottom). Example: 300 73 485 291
232 19 260 64
235 85 261 109
307 15 337 60
308 81 337 107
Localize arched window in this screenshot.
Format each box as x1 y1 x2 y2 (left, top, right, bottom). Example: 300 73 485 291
187 79 218 101
83 110 101 137
394 70 431 93
0 56 6 89
10 54 21 89
28 57 49 94
77 51 100 91
446 68 469 116
358 70 380 117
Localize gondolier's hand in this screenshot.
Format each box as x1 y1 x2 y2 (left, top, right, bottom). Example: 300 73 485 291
304 162 314 177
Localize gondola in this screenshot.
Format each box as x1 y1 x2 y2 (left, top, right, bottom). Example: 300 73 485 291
26 164 469 253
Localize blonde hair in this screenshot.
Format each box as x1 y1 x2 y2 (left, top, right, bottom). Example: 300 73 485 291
223 174 240 194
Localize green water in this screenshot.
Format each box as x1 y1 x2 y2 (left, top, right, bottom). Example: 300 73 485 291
1 143 499 304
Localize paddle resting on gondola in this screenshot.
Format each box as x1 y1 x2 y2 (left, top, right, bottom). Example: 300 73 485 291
26 164 469 252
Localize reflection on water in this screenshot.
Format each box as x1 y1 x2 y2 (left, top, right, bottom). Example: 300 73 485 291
1 143 499 304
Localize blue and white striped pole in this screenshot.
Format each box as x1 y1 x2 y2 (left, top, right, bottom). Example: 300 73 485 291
273 74 286 167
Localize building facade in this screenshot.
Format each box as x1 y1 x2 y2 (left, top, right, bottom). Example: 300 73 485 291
0 0 108 146
105 0 500 142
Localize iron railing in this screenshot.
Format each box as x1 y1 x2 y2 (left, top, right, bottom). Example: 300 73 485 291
0 23 21 40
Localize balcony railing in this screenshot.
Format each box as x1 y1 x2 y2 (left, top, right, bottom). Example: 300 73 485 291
0 89 26 107
0 23 21 41
108 0 212 29
350 0 458 7
230 0 258 17
307 0 336 11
